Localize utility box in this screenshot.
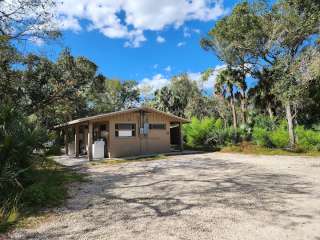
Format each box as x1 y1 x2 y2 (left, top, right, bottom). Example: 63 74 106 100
143 123 149 135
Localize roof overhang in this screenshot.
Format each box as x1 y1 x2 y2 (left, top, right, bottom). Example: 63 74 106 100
53 107 190 129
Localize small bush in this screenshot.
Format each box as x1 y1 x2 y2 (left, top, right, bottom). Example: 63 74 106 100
253 114 277 130
238 124 252 142
205 127 246 148
252 127 271 147
206 128 231 147
214 118 224 129
269 130 289 148
296 126 320 151
183 117 215 147
45 131 64 156
253 120 289 148
0 104 49 224
269 121 289 148
46 144 62 156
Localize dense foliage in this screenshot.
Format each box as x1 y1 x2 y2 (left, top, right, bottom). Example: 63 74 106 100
200 0 320 148
0 104 46 223
184 116 320 152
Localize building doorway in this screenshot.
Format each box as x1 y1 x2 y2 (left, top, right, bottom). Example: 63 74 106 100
170 123 181 151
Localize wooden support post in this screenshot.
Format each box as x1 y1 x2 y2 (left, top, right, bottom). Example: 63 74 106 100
107 121 111 158
88 122 93 161
179 122 184 152
64 128 69 155
75 125 79 158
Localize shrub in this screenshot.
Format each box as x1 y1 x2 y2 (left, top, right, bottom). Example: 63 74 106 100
0 104 48 223
238 124 252 142
183 117 215 147
184 117 252 149
269 121 289 148
252 127 271 147
296 126 320 151
269 128 289 148
45 131 64 156
214 118 224 129
46 144 62 156
206 128 231 147
253 120 289 148
184 116 320 153
205 127 246 148
253 114 277 130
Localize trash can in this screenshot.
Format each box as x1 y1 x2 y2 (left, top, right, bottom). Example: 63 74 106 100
93 140 105 159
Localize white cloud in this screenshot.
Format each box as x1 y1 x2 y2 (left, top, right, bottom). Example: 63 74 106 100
138 74 170 96
183 27 191 37
29 36 45 46
156 36 166 43
183 27 201 37
55 0 226 47
138 64 226 98
164 66 172 72
57 15 82 31
193 28 201 34
177 41 186 47
153 64 159 69
188 64 226 89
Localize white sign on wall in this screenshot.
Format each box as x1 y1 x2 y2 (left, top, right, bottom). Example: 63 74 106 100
119 130 133 137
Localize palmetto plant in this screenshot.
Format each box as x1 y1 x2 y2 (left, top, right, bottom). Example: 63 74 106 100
0 104 47 223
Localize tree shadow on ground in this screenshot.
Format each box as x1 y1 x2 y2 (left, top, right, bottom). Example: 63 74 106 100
11 156 317 240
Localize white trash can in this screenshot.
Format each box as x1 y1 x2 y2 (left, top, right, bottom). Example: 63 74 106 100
93 140 105 159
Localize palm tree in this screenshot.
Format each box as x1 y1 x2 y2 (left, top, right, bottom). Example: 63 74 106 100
233 70 247 125
249 69 277 119
215 68 238 128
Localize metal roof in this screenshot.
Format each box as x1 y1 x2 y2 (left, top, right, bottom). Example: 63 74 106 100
53 107 190 129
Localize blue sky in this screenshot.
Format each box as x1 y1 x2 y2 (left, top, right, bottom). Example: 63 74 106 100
29 0 244 94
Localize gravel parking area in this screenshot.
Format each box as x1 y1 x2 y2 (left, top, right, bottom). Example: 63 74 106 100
10 153 320 240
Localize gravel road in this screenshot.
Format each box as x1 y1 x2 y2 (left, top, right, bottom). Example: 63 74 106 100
9 153 320 240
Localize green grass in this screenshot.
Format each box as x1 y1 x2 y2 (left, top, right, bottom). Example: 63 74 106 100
89 154 167 166
0 158 86 234
220 142 320 156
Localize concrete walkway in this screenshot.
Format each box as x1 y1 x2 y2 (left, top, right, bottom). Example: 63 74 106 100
53 155 89 167
53 151 202 167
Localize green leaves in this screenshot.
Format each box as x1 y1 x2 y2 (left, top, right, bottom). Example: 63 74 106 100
202 0 320 146
201 1 267 67
0 103 49 222
152 73 202 117
87 77 140 113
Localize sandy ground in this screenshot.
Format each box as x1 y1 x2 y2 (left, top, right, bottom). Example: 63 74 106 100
9 153 320 240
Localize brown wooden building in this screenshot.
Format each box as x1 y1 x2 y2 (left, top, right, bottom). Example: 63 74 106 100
54 107 189 160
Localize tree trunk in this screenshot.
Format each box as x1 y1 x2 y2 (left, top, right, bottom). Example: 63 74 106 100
240 98 247 125
223 118 227 128
230 97 237 128
267 102 274 120
64 129 69 155
285 102 296 148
